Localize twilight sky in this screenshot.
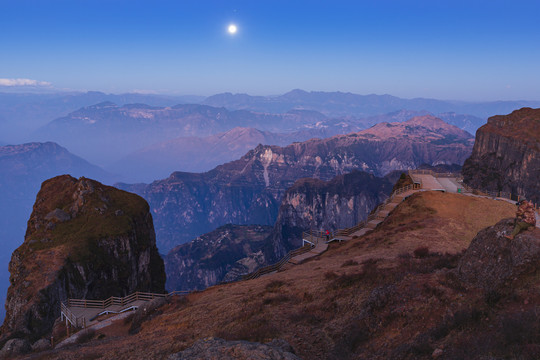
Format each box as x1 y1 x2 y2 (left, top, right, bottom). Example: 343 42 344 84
1 0 540 100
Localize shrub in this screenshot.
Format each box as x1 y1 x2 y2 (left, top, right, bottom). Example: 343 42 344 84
484 289 502 307
216 317 279 343
288 310 322 325
128 297 168 335
262 294 291 305
332 318 371 359
500 310 540 346
76 328 95 344
302 292 314 302
324 271 338 280
328 273 364 290
341 259 359 267
413 246 430 258
265 280 285 292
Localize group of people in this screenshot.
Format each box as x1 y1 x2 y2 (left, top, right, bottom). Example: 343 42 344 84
505 199 537 240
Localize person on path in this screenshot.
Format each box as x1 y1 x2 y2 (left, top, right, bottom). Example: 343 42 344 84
326 230 330 242
505 199 536 240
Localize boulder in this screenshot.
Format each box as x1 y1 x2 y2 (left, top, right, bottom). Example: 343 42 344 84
0 338 31 358
31 338 51 352
457 218 540 291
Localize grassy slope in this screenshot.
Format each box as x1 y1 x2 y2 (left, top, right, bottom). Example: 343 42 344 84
28 191 522 360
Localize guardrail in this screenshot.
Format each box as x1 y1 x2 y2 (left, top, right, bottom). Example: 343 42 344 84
67 291 168 309
61 302 86 328
61 290 191 329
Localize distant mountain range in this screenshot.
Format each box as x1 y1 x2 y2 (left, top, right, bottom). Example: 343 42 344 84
33 102 358 168
203 89 540 119
119 115 473 251
111 127 345 182
0 91 200 142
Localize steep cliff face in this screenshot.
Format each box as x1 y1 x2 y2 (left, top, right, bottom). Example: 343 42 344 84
0 142 112 322
1 175 165 341
264 171 393 262
164 225 272 291
462 107 540 203
120 116 472 251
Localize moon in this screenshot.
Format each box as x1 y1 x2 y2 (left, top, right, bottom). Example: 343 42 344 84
228 24 237 35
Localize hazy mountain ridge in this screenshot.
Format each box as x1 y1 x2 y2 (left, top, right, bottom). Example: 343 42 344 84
203 89 540 119
34 103 349 167
119 115 473 251
0 91 199 143
111 126 343 182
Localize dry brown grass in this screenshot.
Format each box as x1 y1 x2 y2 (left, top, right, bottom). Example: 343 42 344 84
27 191 519 360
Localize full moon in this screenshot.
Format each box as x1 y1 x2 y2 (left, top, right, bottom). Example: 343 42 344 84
228 24 237 34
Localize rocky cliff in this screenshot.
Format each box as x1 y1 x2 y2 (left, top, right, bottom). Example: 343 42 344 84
0 142 112 322
462 107 540 203
263 171 393 262
1 175 165 342
164 224 272 291
120 115 473 251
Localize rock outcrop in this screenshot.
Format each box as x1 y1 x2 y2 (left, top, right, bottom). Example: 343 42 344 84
167 337 300 360
165 224 273 291
264 171 393 262
462 107 540 203
120 115 472 251
457 218 540 291
0 142 113 322
1 175 165 342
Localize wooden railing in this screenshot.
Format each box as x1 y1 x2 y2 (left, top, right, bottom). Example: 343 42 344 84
67 291 168 309
61 302 86 328
61 290 191 329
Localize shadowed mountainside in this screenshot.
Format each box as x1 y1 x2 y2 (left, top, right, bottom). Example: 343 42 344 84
28 191 534 360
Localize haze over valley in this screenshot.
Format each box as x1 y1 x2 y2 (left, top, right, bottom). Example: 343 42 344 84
1 0 540 358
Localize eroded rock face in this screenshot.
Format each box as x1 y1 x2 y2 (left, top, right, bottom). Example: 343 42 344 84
264 171 393 262
462 107 540 203
457 218 540 291
164 224 272 291
1 175 165 341
167 337 301 360
120 115 471 251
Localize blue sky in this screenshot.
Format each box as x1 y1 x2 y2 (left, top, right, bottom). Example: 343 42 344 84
1 0 540 100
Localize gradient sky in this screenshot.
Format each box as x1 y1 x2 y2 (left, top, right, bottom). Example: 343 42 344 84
1 0 540 100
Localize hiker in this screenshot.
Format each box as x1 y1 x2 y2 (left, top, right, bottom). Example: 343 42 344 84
505 199 536 240
326 230 330 242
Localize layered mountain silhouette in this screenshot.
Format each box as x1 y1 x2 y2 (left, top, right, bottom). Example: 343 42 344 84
119 115 473 251
112 127 345 182
203 89 540 119
0 91 196 142
34 103 345 167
